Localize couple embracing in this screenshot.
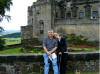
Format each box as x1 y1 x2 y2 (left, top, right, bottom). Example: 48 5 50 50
43 30 68 74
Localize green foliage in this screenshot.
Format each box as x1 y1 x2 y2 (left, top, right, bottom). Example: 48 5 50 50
0 47 21 54
22 38 42 49
0 0 12 22
0 27 4 32
0 38 5 50
0 46 98 54
28 48 44 54
63 33 88 45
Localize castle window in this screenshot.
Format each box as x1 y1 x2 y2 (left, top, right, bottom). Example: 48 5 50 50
71 6 78 17
84 4 92 18
66 0 72 7
92 11 98 19
36 10 40 14
32 18 33 25
66 12 71 18
56 12 58 18
39 20 44 34
79 12 84 18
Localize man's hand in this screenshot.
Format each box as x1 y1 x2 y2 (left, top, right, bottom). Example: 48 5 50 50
59 52 62 55
47 52 52 57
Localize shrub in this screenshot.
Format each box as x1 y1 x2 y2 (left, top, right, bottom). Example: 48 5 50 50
63 33 88 45
21 38 42 49
0 38 5 50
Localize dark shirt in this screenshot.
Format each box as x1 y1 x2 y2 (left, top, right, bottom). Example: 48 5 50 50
56 37 67 53
43 37 58 52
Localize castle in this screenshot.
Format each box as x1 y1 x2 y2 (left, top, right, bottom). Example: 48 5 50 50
21 0 100 41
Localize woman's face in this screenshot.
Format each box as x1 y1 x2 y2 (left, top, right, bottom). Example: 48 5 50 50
54 34 59 38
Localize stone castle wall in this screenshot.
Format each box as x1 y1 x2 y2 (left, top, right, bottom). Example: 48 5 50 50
55 19 99 41
21 25 33 40
21 0 100 41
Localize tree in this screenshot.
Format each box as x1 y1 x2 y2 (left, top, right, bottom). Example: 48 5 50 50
0 0 12 50
0 0 12 22
0 38 5 50
0 0 12 32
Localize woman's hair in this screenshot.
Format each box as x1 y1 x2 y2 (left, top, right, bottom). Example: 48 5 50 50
54 33 58 35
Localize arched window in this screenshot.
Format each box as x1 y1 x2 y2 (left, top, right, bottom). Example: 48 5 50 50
92 11 98 19
84 4 92 18
39 20 44 34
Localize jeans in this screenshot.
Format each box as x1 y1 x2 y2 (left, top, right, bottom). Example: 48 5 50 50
43 53 58 74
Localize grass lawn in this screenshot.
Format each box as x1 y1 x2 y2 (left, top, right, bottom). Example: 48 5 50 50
0 47 21 54
0 46 99 54
4 38 21 46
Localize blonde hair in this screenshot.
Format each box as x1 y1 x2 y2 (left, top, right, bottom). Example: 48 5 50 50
54 33 59 36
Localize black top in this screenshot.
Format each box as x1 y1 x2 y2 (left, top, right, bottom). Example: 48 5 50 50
56 37 67 53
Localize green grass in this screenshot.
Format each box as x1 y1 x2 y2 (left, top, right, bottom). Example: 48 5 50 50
0 47 21 54
4 38 21 45
0 46 99 54
0 47 44 54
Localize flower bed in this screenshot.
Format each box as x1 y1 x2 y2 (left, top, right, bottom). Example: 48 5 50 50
68 44 95 48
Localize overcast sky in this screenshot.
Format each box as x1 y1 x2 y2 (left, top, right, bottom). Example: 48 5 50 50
0 0 36 30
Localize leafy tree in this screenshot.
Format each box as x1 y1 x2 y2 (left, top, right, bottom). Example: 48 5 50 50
0 0 12 22
0 38 5 50
0 0 12 50
0 0 12 32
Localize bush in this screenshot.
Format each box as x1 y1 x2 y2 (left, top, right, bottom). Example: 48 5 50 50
63 33 88 45
21 38 42 49
0 38 5 50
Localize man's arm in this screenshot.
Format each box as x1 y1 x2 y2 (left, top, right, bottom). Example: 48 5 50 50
43 46 50 54
50 39 58 53
43 38 52 57
49 47 57 53
43 46 52 57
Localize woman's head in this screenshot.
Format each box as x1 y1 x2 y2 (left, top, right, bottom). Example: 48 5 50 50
54 33 59 38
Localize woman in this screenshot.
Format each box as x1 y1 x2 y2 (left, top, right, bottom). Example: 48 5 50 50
54 33 68 74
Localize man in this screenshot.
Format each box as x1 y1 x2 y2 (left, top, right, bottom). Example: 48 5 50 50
54 33 68 74
43 30 58 74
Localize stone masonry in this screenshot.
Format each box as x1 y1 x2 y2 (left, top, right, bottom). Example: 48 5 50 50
0 51 99 74
21 0 100 41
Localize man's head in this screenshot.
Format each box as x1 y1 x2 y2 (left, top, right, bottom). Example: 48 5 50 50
48 29 54 38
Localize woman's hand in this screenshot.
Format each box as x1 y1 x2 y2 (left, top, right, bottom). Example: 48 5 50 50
59 52 62 55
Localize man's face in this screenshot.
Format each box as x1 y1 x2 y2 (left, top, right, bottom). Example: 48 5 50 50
48 31 54 37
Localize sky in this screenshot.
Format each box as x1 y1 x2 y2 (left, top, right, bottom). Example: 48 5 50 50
0 0 36 31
